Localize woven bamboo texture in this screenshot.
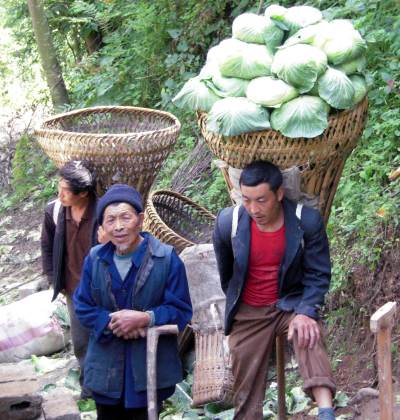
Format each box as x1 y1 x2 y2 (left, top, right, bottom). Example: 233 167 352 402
192 329 234 407
34 106 181 198
198 98 368 223
143 190 216 253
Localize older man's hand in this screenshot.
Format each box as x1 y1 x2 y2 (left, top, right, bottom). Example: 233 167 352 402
288 314 321 349
109 310 151 339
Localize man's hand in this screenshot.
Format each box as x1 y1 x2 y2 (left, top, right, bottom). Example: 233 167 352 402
288 314 320 349
109 310 151 339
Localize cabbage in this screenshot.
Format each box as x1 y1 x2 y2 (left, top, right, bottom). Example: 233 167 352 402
264 4 287 19
207 97 270 136
219 43 273 79
350 74 368 105
198 62 219 79
322 28 367 65
334 55 367 75
269 5 322 35
206 38 245 63
271 44 327 93
271 96 329 138
246 76 298 107
172 77 221 112
206 69 249 97
317 67 355 109
232 12 284 51
282 21 331 49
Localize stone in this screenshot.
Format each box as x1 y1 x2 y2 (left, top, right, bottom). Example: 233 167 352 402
18 279 44 299
0 380 42 420
42 392 80 420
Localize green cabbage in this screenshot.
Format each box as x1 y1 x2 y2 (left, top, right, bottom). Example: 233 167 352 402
246 76 298 107
206 38 245 63
322 26 367 65
206 69 249 97
282 21 331 49
264 4 287 19
232 12 284 51
317 67 355 109
334 55 367 75
219 43 273 79
269 5 322 35
350 74 368 105
172 77 221 112
272 44 327 93
271 96 329 138
207 97 270 136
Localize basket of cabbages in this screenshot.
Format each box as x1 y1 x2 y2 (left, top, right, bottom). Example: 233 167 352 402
173 4 369 222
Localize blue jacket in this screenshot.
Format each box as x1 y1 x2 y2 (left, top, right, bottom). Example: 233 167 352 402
73 233 192 398
213 198 331 335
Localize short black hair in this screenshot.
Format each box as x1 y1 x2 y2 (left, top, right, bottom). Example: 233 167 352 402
58 161 95 195
239 160 282 192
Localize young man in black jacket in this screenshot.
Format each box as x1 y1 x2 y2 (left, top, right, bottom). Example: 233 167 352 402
213 160 336 420
41 161 98 399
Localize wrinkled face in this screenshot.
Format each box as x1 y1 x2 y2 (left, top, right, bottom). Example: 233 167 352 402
240 182 284 228
102 203 144 253
58 178 87 207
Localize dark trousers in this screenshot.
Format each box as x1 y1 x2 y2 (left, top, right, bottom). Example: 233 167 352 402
229 303 336 420
96 403 149 420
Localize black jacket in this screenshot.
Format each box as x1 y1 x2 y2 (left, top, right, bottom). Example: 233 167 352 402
41 199 98 301
212 198 331 335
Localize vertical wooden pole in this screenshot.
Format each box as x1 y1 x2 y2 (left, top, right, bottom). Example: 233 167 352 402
376 327 393 420
370 301 397 420
276 335 286 420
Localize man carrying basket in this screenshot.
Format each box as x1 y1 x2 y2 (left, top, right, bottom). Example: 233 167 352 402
213 160 336 420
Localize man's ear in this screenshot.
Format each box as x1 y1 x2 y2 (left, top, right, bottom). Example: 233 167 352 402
277 186 284 202
79 191 89 198
138 212 145 228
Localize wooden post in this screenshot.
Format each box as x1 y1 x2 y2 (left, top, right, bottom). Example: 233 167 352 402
370 301 397 420
276 335 286 420
146 325 179 420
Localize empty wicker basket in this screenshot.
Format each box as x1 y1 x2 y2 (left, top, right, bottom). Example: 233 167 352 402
35 106 181 198
143 190 216 253
198 98 368 223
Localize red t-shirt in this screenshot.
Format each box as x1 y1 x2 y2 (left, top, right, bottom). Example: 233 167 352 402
241 220 286 306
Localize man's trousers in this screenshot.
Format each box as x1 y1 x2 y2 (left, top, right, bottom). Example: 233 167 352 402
229 303 336 420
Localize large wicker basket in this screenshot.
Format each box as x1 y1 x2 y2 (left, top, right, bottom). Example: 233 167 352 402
143 190 216 253
198 98 368 223
35 106 181 198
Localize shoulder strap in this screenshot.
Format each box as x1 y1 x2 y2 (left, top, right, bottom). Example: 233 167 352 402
52 199 62 225
296 203 303 220
231 205 240 240
295 203 305 249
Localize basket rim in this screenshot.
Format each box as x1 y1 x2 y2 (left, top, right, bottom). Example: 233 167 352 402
145 189 216 248
148 189 216 220
34 105 181 138
197 96 368 140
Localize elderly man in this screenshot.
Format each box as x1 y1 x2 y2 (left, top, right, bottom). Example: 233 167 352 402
213 161 336 420
73 184 192 420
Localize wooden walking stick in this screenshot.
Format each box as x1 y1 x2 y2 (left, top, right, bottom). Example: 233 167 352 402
146 325 179 420
370 301 397 420
276 334 286 420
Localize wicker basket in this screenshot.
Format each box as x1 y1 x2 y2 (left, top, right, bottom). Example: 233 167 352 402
198 98 368 223
35 106 181 198
143 190 216 253
192 328 234 407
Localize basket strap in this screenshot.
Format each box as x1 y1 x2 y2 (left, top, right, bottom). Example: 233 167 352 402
231 205 240 239
296 203 303 220
52 199 62 225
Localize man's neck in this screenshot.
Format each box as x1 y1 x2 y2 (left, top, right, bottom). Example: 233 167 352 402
70 196 91 212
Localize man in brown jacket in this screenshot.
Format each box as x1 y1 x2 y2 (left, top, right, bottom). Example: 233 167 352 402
41 161 98 399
